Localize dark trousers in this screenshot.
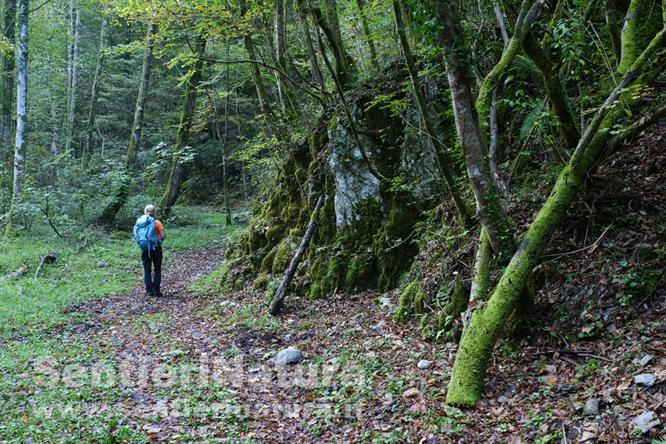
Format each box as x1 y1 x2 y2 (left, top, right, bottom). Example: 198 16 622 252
141 245 162 294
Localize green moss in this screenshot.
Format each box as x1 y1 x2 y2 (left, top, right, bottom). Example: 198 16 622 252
319 256 345 297
265 223 285 244
260 246 277 273
309 283 322 299
271 238 293 275
233 277 245 291
252 274 270 290
374 191 422 291
344 254 376 291
394 281 427 323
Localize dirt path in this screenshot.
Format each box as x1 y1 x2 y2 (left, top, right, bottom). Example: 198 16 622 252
55 247 664 443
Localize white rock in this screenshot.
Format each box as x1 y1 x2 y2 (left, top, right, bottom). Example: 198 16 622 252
632 411 660 433
275 347 303 366
417 359 433 369
583 398 599 416
634 373 657 386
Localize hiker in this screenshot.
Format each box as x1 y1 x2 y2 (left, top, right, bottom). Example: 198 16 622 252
133 204 166 297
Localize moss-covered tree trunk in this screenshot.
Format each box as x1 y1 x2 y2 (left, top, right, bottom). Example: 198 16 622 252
446 27 666 407
521 32 580 149
311 6 354 86
160 35 207 219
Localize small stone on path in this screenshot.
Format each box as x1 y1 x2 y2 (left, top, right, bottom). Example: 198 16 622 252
633 373 656 386
632 411 660 434
276 347 302 366
633 354 654 367
417 359 432 369
583 398 599 416
97 261 110 268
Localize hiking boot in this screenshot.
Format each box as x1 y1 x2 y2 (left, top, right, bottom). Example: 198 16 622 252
154 290 163 298
145 291 154 297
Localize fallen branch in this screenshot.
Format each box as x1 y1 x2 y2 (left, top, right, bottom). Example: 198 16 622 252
535 348 613 362
1 266 28 284
269 194 326 315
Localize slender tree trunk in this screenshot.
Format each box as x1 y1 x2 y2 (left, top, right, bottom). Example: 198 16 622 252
355 0 378 70
322 0 343 50
311 6 354 86
126 23 157 168
240 0 279 135
427 0 515 255
269 194 325 315
65 2 80 154
160 35 207 219
603 0 623 64
5 0 28 237
296 0 326 92
1 0 16 160
99 23 156 226
392 0 472 227
475 0 547 136
446 26 666 408
82 18 108 166
522 32 580 149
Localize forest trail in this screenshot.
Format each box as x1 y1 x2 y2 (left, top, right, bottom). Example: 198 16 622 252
50 243 665 442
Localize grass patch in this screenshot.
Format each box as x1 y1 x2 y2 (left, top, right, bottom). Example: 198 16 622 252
0 206 247 442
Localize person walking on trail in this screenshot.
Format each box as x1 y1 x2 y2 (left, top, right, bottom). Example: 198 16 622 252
133 204 166 297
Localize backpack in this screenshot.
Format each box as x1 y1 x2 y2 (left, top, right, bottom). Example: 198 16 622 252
133 214 158 252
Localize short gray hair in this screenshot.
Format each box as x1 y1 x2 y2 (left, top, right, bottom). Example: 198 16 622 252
144 204 156 215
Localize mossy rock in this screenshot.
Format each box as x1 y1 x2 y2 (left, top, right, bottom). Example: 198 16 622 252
265 223 285 244
253 274 270 290
260 246 278 273
271 238 294 275
394 281 428 323
344 254 377 292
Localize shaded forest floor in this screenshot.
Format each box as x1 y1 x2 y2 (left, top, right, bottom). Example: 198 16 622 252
1 135 665 442
9 242 662 443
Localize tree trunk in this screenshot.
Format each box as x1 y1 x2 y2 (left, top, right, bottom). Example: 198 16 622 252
446 27 666 407
65 2 80 154
126 23 157 168
427 0 515 255
475 0 547 136
603 0 623 65
240 0 279 135
392 0 472 228
521 32 580 150
311 6 354 86
160 35 207 219
98 24 157 226
274 0 289 112
269 194 326 315
1 0 16 161
295 0 326 92
82 18 108 166
355 0 378 70
5 0 28 237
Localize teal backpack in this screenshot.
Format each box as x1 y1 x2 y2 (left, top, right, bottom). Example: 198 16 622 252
133 214 158 253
